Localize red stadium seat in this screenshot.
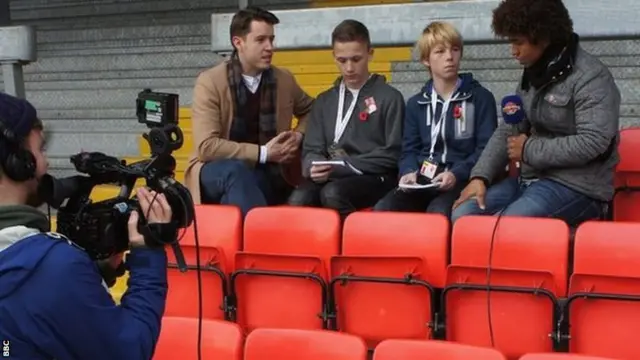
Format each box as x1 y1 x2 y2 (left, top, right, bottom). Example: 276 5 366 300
565 221 640 359
520 353 616 360
373 339 507 360
165 205 241 320
230 206 341 334
244 328 367 360
153 317 242 360
330 212 448 348
613 128 640 221
444 216 570 359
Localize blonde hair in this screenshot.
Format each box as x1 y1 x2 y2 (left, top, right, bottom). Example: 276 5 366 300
416 21 463 61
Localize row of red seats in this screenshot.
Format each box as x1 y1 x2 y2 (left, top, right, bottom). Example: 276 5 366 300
153 318 615 360
164 205 640 360
613 128 640 221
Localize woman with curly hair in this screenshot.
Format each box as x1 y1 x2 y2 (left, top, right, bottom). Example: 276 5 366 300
451 0 621 227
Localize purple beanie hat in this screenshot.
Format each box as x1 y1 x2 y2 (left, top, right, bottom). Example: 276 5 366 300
0 92 39 138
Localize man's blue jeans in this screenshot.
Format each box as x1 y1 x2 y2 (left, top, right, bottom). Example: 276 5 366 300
199 159 290 217
450 177 606 227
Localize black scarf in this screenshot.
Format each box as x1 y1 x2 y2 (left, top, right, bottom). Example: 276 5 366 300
226 51 277 144
521 33 579 91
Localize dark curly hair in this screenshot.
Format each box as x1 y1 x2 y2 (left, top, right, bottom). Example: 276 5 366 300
492 0 574 44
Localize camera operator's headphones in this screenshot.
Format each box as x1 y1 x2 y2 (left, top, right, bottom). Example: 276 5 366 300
0 117 37 182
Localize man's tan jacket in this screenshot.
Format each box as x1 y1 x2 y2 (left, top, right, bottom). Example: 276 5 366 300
184 60 314 204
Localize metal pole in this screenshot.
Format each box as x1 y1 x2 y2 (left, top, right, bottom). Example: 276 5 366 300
2 63 25 98
0 0 9 26
0 25 36 99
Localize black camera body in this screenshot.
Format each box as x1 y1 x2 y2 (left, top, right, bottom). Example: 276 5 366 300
40 90 194 262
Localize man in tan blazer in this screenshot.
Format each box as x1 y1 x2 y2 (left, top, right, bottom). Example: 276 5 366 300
184 6 313 217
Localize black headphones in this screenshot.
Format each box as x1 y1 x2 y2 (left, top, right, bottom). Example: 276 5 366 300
0 117 37 182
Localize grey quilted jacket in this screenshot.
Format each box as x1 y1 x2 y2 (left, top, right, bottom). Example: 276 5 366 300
470 45 621 201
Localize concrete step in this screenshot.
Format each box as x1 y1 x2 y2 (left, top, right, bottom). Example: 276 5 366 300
45 131 140 159
24 76 200 91
390 78 640 108
24 86 195 111
21 66 209 82
20 51 218 74
45 119 151 133
393 58 640 73
28 22 210 43
41 108 193 131
23 70 393 93
10 0 237 22
15 13 217 32
38 43 212 57
391 66 640 83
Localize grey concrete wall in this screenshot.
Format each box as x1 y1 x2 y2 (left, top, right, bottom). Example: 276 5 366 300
389 39 640 129
211 0 640 51
1 0 311 179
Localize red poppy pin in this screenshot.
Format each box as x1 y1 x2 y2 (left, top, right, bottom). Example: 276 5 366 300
453 104 463 120
360 96 377 121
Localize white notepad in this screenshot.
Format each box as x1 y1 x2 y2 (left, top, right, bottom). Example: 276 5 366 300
398 182 440 190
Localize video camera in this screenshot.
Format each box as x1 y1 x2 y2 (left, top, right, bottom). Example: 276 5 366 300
39 89 194 269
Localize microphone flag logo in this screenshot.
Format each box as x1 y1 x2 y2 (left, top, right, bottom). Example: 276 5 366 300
502 101 521 116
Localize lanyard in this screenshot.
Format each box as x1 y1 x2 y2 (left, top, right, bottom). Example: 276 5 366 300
334 82 359 144
428 80 460 160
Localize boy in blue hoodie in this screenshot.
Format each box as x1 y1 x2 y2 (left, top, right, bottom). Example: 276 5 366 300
0 92 172 360
374 21 498 217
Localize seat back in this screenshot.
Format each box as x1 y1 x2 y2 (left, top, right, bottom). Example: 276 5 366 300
520 353 616 360
165 205 241 319
244 328 367 360
331 212 448 348
446 216 570 359
613 128 640 222
233 206 341 333
568 221 640 359
153 316 243 360
373 339 507 360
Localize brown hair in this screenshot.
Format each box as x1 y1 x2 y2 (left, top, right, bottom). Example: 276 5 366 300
229 6 280 47
331 19 371 48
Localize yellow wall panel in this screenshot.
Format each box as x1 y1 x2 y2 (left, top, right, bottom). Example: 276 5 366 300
285 62 391 76
274 46 411 65
293 70 392 85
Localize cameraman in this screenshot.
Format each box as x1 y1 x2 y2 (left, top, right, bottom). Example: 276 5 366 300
0 92 172 359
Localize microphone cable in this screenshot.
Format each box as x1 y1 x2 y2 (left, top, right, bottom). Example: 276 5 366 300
174 192 203 360
145 190 202 360
484 174 517 349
